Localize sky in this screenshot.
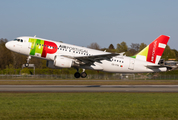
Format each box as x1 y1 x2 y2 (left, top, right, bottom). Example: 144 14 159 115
0 0 178 50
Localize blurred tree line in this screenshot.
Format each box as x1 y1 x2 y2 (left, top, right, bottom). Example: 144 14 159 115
101 41 178 60
1 38 178 74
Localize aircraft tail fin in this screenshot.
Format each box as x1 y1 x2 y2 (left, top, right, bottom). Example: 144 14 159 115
132 35 170 64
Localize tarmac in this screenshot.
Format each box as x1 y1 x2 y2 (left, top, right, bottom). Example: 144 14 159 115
1 85 178 92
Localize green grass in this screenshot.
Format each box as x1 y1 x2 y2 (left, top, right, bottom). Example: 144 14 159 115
0 93 178 120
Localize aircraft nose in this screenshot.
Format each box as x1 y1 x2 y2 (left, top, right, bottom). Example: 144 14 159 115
5 42 11 50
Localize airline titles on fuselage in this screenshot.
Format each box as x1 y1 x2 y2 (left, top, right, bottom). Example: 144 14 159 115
59 45 88 54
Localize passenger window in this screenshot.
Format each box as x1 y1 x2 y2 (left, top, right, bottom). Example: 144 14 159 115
21 39 23 42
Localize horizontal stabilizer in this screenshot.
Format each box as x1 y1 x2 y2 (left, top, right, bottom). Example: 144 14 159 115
145 65 173 71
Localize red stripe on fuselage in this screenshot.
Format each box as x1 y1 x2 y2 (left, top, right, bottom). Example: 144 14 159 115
42 41 58 58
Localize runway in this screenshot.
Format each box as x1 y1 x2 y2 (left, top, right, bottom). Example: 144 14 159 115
1 85 178 92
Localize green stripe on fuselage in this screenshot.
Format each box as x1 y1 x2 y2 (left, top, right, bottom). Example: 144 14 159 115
29 38 44 56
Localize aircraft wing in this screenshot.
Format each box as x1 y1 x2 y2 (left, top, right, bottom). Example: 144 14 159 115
61 53 119 64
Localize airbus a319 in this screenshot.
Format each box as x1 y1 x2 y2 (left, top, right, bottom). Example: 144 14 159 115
5 35 170 78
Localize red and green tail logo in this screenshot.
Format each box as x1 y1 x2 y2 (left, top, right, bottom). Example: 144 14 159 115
132 35 170 64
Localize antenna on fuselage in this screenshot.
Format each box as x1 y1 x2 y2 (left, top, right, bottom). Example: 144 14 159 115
34 35 36 38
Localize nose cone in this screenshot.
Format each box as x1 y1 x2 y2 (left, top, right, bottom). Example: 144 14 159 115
5 42 12 50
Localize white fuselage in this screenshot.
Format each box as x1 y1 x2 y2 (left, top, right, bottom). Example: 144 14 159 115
5 36 167 73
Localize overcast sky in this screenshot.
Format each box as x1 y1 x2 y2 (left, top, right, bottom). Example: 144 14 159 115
1 0 178 50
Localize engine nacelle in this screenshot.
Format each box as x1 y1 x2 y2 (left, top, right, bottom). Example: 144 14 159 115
54 56 73 68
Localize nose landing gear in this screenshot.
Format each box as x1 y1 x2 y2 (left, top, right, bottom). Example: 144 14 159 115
25 56 31 67
74 68 87 78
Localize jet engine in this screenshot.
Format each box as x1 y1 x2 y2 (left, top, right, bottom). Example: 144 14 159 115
54 56 73 68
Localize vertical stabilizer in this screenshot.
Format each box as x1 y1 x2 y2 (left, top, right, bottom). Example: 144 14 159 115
133 35 170 64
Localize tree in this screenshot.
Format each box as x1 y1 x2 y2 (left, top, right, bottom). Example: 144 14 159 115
116 41 128 53
108 44 115 50
0 38 13 69
172 49 178 60
139 43 147 52
87 42 100 50
127 43 140 56
161 45 176 60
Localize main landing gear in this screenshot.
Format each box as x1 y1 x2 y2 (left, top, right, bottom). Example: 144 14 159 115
74 69 87 78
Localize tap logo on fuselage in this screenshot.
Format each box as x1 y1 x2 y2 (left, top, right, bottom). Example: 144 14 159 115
29 38 57 58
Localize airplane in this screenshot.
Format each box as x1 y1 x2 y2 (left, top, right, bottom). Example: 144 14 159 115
5 35 170 78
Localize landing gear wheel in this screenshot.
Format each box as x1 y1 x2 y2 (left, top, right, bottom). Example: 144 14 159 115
74 72 81 78
25 63 29 67
25 56 31 67
81 72 87 78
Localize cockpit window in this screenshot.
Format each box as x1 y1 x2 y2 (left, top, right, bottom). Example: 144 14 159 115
14 39 23 42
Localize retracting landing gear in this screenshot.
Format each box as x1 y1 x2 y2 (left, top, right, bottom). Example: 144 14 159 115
81 69 87 78
74 72 81 78
80 72 87 78
74 68 87 78
25 56 31 67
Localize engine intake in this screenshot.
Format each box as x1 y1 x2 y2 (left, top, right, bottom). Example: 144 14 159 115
54 56 73 68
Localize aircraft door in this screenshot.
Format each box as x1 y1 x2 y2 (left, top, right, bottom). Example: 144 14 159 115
128 59 135 70
28 38 36 50
28 42 34 49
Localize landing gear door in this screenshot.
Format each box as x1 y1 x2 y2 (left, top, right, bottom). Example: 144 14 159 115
128 59 135 70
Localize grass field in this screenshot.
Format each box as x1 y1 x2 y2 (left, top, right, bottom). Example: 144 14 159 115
0 93 178 120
